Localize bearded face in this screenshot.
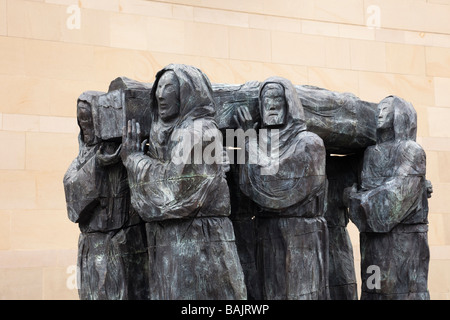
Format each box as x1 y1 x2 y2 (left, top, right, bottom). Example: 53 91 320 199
261 83 287 128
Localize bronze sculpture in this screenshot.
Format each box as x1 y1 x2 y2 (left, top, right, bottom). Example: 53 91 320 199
344 96 431 300
64 64 431 301
235 77 329 299
120 64 247 299
63 91 149 300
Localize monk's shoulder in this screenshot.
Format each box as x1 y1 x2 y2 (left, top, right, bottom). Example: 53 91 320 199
296 130 325 149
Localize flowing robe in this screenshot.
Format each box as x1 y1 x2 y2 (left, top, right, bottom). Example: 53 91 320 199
238 77 329 300
64 141 149 300
124 118 247 299
348 140 430 300
124 64 247 300
240 130 329 300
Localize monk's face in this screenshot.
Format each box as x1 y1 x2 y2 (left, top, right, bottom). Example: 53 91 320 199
261 83 286 127
156 71 180 122
377 98 395 130
77 102 95 145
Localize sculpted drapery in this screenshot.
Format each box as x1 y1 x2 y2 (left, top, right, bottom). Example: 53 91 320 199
64 64 431 301
63 91 149 300
121 64 247 300
345 96 430 300
237 77 329 300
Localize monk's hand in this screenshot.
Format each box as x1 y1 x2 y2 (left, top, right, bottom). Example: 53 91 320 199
96 143 122 167
120 119 145 163
343 183 358 207
233 105 258 132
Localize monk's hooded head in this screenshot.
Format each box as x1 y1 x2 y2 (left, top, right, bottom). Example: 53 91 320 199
258 77 307 153
150 64 215 125
259 77 306 132
77 91 103 147
148 64 217 160
377 96 417 143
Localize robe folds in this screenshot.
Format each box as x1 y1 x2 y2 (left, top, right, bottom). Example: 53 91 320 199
348 96 430 300
64 140 149 300
239 77 330 300
124 149 247 299
124 64 247 300
64 91 149 300
348 141 429 300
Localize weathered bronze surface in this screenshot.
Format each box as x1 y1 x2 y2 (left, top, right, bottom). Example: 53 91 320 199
64 64 430 300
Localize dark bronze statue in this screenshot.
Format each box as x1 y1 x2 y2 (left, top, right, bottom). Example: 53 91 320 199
235 77 329 299
65 64 431 301
63 91 149 300
344 96 431 300
120 64 247 299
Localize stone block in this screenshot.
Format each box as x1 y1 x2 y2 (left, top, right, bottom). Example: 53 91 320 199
172 4 194 21
25 132 78 172
428 107 450 138
43 266 79 300
36 172 67 210
263 63 308 85
434 77 450 107
0 75 51 115
23 39 95 81
325 37 351 69
0 36 25 76
302 20 339 37
339 24 374 41
79 0 120 12
392 74 435 106
0 171 36 210
39 116 78 134
2 114 40 132
147 16 186 55
194 7 248 28
7 0 62 42
60 7 111 47
109 12 148 51
357 71 395 103
426 47 450 77
349 39 386 72
10 211 80 250
307 67 359 95
248 14 301 33
272 32 326 67
0 0 6 36
386 43 426 75
93 47 158 85
0 268 42 299
0 212 11 250
184 21 229 59
0 131 26 170
428 259 450 293
229 27 271 62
